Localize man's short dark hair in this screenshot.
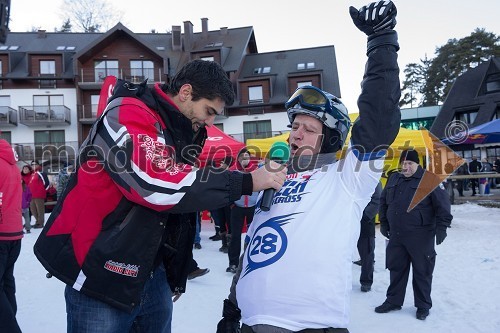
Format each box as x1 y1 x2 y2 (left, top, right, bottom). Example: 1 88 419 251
165 59 235 106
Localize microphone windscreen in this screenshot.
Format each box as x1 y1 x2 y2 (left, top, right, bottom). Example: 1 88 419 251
267 142 290 163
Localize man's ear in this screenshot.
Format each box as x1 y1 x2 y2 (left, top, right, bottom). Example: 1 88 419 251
178 84 192 102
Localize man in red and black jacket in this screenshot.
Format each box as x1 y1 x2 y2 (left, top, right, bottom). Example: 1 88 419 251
34 60 287 333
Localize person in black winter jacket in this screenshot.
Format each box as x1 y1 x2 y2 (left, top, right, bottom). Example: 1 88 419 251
375 149 453 321
356 181 382 292
468 156 482 195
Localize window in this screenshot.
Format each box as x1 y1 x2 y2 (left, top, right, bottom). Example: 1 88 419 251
40 60 55 75
0 96 10 117
253 68 262 74
455 111 478 124
297 81 312 88
486 73 500 93
400 117 435 130
493 106 500 120
0 131 11 143
34 130 65 161
200 56 214 62
130 60 154 82
297 62 315 70
94 60 119 82
91 95 100 117
40 60 56 88
248 86 263 103
243 120 272 142
33 95 64 120
262 67 271 74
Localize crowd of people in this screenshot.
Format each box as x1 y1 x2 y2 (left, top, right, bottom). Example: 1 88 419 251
453 155 500 197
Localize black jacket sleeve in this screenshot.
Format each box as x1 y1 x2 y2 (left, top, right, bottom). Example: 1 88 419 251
431 184 453 229
362 181 382 221
351 44 401 153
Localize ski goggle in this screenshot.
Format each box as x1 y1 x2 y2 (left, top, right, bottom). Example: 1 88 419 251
285 86 332 113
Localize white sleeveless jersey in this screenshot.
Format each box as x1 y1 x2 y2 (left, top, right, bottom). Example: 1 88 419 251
236 148 384 330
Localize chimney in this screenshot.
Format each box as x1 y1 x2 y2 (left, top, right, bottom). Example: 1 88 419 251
201 18 208 39
37 30 47 38
183 21 194 51
171 25 181 51
220 27 228 35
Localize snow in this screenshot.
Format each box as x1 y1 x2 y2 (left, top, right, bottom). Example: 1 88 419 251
14 203 500 333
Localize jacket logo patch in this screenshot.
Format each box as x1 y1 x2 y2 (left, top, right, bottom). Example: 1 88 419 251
104 260 140 277
138 134 186 175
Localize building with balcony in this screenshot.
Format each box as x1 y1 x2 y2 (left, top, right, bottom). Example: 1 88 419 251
0 19 341 173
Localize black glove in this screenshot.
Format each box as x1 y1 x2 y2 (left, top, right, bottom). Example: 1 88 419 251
349 1 399 54
216 299 241 333
436 227 447 245
380 223 390 239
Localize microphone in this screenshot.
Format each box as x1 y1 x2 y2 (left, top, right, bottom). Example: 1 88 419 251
260 141 290 212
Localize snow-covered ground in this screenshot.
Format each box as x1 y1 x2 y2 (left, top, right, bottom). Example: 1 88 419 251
14 202 500 333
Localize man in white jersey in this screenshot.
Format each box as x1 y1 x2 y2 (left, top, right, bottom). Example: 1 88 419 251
217 1 401 332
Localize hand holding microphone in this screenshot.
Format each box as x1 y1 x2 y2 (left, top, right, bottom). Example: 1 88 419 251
250 156 287 193
252 142 290 211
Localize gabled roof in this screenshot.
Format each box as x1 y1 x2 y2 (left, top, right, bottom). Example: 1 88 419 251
74 22 165 63
430 57 500 138
238 46 341 104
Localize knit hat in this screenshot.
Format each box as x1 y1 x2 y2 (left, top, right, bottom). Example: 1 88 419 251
399 149 419 164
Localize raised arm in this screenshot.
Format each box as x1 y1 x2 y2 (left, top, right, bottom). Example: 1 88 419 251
349 0 401 153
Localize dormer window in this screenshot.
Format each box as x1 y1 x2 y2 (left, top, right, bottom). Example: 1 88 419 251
486 73 500 93
297 62 316 70
253 67 271 75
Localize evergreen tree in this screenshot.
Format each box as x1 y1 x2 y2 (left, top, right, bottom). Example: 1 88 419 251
400 28 500 107
55 19 72 33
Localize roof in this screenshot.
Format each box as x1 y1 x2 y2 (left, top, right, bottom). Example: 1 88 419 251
0 22 257 78
239 46 341 104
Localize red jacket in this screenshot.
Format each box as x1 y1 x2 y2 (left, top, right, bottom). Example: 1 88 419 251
34 81 252 312
29 166 50 199
0 139 23 241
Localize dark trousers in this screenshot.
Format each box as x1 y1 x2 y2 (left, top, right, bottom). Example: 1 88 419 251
241 324 349 332
228 206 255 266
470 179 478 195
456 179 465 196
385 231 435 309
211 205 231 234
0 240 22 333
357 236 375 287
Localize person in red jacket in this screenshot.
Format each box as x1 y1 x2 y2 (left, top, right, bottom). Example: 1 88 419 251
28 160 49 228
0 139 24 333
20 164 33 185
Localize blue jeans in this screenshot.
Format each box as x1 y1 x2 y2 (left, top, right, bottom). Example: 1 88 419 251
65 264 173 333
194 213 201 244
